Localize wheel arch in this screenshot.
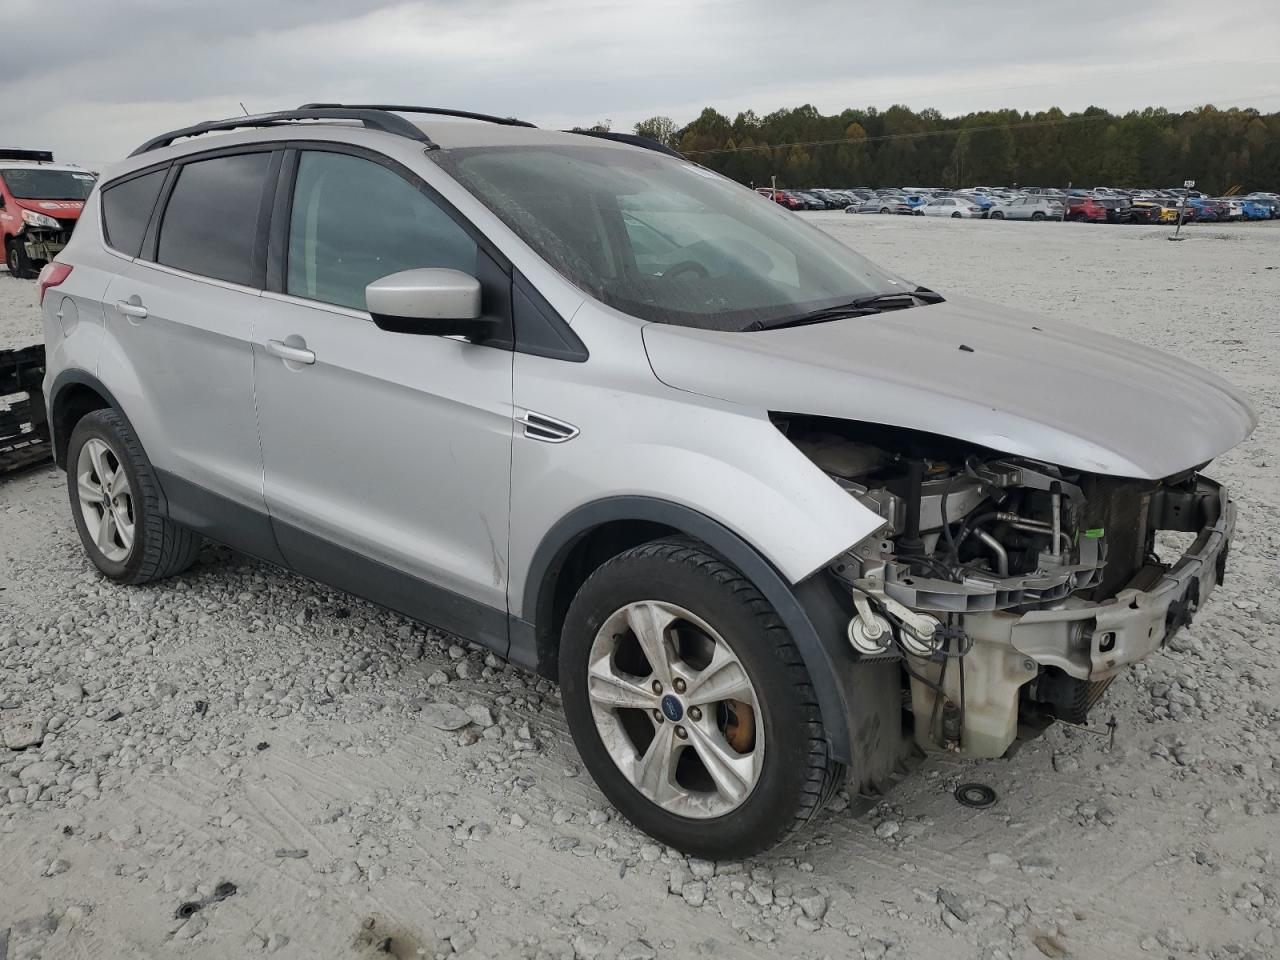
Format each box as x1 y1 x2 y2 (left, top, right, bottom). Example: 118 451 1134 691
49 369 133 470
519 496 857 764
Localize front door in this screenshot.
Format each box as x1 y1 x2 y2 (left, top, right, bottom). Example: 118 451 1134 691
252 148 514 651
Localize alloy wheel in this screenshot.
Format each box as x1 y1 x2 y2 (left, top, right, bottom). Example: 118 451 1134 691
586 600 765 818
76 438 136 562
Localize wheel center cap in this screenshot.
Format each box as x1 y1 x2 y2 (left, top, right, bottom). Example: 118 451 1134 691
660 694 684 722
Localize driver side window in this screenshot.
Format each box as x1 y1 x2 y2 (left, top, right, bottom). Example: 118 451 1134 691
287 151 477 312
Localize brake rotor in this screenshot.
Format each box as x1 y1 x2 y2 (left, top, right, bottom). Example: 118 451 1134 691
723 698 756 753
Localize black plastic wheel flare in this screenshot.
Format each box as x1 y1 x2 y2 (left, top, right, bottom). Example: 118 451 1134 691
955 782 998 808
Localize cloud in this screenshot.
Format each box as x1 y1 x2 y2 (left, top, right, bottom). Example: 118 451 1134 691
4 0 1278 163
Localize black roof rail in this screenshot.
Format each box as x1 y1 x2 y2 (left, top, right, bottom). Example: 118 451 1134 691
300 103 537 128
566 130 685 159
128 108 438 157
0 149 54 163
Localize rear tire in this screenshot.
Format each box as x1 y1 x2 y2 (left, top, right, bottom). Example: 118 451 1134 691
879 207 890 214
5 239 35 279
66 409 202 584
559 537 844 858
1031 211 1046 221
951 211 962 218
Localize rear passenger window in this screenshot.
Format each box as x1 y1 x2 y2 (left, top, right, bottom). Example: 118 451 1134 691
101 169 166 257
157 152 272 286
287 151 477 312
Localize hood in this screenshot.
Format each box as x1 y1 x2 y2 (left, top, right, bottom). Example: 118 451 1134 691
642 295 1257 480
14 198 84 220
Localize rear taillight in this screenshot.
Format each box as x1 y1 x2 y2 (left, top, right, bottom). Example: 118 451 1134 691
37 261 72 306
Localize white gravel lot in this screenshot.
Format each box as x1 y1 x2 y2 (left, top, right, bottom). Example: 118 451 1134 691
2 216 1278 960
0 273 41 350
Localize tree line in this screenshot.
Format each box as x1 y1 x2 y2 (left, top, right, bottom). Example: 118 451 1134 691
631 104 1280 193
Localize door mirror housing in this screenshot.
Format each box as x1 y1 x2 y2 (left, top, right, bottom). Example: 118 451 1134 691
366 268 493 338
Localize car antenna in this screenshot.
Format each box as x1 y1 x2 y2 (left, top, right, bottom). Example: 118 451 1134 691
239 102 250 116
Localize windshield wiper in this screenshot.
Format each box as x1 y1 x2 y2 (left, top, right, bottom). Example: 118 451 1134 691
744 304 878 332
849 286 946 310
745 286 945 332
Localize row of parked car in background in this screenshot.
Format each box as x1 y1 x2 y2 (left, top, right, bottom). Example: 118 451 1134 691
755 184 1280 224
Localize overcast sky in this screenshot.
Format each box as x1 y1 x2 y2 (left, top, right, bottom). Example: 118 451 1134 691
5 0 1279 167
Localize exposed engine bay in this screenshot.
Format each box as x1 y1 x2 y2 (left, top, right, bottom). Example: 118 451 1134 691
778 414 1234 759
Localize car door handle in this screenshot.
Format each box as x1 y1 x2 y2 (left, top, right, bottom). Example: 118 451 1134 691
265 339 316 365
115 300 148 319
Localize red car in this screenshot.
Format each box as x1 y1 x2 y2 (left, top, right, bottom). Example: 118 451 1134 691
755 187 804 210
1064 195 1109 223
1 150 95 278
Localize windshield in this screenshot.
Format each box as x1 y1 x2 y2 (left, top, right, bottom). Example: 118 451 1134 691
1 168 95 200
432 144 906 331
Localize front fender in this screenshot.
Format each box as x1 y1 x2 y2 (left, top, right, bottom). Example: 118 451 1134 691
509 346 885 611
509 329 888 766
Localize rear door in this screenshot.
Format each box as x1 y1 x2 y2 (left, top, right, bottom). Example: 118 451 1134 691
99 148 279 553
252 146 514 650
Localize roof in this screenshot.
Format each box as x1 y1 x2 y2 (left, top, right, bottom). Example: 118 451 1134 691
127 105 677 158
110 108 681 184
0 160 88 174
408 121 634 151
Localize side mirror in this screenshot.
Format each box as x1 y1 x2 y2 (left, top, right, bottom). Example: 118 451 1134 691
366 268 494 339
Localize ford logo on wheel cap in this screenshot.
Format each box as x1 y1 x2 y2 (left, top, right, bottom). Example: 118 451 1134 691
660 694 683 722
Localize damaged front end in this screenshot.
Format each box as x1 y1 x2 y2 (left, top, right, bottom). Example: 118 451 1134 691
781 415 1234 759
16 213 75 263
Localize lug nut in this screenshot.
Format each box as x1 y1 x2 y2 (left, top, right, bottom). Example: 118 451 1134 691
688 706 702 722
675 726 688 740
651 679 662 695
673 678 686 694
652 709 664 723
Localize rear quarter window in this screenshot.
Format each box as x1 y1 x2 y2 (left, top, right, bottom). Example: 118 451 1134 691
100 169 167 257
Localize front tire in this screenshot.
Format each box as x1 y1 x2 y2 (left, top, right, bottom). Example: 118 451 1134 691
5 239 36 279
66 409 202 584
559 538 843 858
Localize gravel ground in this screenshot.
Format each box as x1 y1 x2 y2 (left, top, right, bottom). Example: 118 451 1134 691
0 274 41 350
2 217 1278 960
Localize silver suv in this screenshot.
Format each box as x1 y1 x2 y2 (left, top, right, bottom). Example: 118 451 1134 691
38 105 1255 858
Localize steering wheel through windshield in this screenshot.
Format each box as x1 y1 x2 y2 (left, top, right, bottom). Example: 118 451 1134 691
661 260 711 281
